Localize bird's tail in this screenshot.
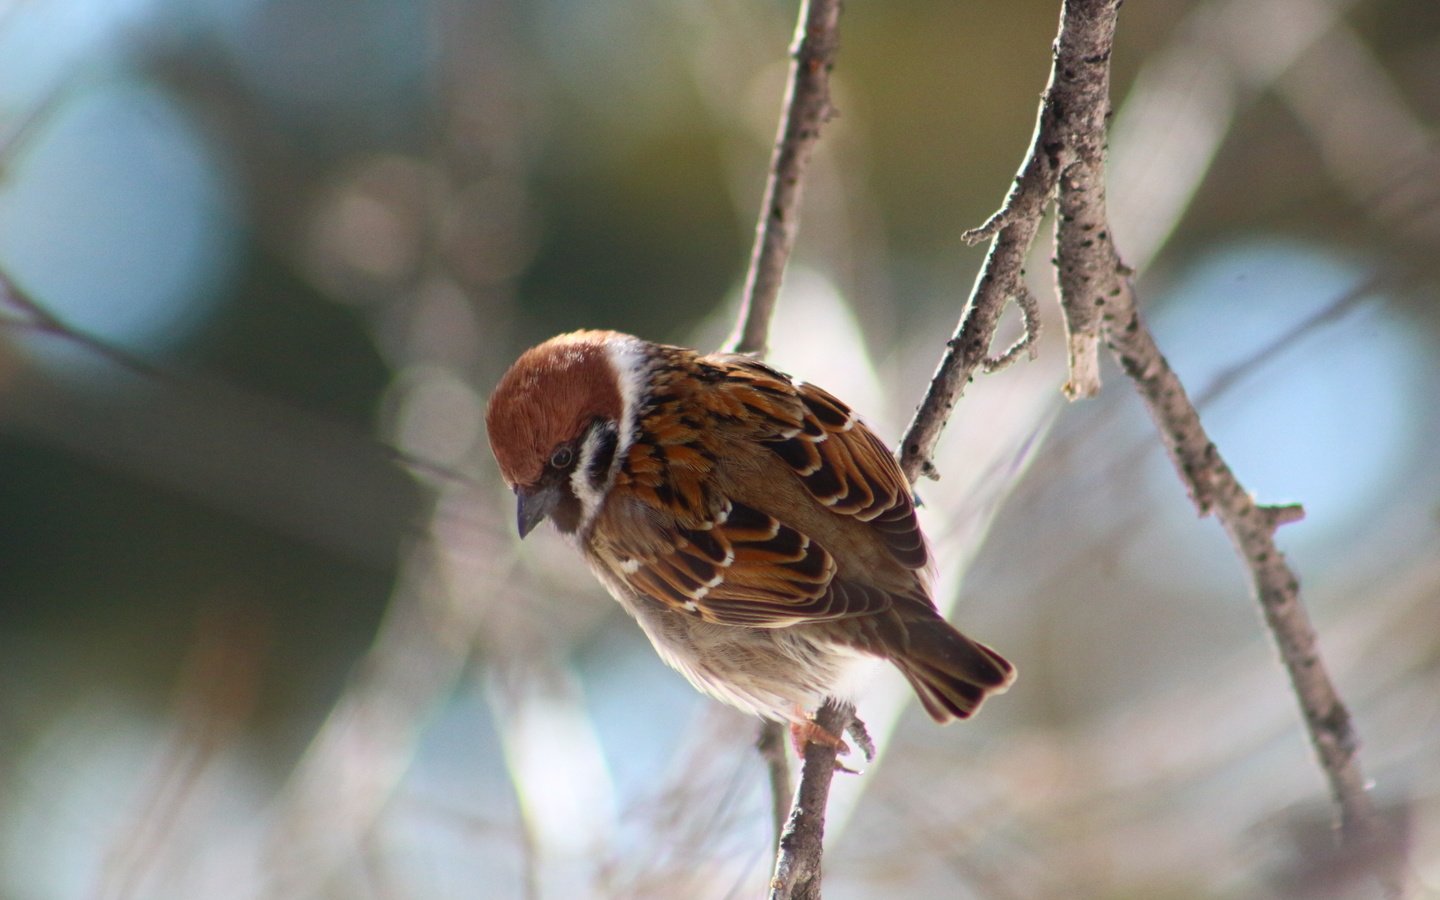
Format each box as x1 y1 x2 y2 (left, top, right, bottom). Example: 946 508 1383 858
892 614 1015 723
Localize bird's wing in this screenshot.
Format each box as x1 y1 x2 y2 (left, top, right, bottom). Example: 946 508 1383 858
592 355 924 629
593 495 896 628
705 355 927 570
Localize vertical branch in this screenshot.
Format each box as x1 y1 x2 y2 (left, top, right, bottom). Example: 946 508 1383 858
1047 0 1118 402
725 0 843 356
768 700 852 900
1041 3 1395 878
719 0 846 889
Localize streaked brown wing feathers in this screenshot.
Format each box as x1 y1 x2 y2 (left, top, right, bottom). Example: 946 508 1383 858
716 367 929 571
599 350 926 627
602 499 893 628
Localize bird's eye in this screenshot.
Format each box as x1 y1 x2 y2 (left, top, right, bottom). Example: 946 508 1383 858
549 446 574 469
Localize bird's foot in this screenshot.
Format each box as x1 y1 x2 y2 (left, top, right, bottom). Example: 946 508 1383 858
790 707 863 773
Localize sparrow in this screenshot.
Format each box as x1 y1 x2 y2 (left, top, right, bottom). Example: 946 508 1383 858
485 330 1014 747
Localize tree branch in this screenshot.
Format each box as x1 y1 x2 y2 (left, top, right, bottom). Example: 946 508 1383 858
725 0 842 356
768 700 852 900
1102 285 1392 851
1049 4 1391 861
903 0 1399 889
938 0 1399 887
719 0 848 889
895 22 1068 483
730 0 1398 893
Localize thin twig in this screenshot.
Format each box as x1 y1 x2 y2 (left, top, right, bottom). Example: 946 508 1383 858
0 269 171 382
768 700 852 900
725 0 842 356
0 268 478 492
896 23 1071 483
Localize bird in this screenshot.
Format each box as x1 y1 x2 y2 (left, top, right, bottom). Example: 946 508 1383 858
485 329 1014 751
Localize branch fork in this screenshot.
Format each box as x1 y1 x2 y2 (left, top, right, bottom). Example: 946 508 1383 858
736 0 1398 894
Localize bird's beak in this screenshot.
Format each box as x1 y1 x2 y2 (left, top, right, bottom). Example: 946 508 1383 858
515 482 562 538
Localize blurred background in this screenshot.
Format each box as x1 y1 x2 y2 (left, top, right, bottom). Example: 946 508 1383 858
1 0 1437 897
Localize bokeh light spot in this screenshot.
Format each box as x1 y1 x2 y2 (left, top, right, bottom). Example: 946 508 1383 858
0 81 241 363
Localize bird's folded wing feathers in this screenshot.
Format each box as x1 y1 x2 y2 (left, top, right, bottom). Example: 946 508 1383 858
707 356 928 570
595 355 929 628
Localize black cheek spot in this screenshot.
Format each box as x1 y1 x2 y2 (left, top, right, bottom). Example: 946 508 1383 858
551 490 584 535
586 422 619 489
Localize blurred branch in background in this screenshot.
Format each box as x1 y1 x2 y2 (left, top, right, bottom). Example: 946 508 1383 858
0 269 167 381
94 603 267 900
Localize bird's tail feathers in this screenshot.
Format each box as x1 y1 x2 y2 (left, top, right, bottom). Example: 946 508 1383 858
893 618 1015 723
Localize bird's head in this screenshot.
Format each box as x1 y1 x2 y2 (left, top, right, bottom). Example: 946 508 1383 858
485 330 644 537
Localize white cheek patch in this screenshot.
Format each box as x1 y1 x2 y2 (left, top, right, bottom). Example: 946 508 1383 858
604 336 649 463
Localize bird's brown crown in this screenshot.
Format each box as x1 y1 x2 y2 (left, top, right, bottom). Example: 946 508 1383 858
485 331 626 488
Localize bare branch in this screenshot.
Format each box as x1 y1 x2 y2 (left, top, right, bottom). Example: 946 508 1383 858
899 0 1134 478
1048 0 1126 402
1102 287 1392 844
722 0 847 884
897 15 1077 482
725 0 842 356
768 700 852 900
994 0 1399 888
899 0 1398 889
